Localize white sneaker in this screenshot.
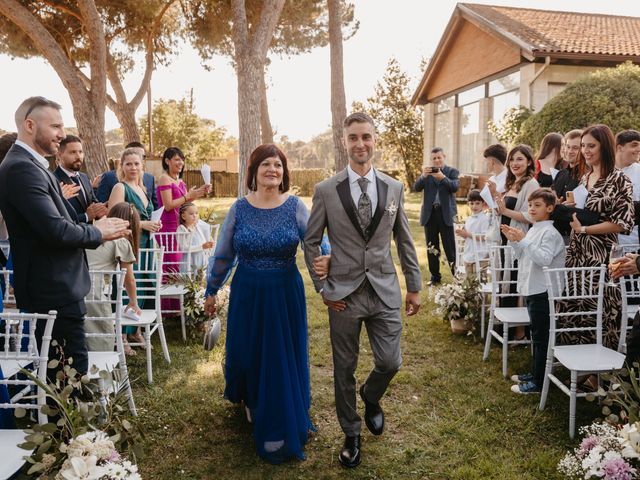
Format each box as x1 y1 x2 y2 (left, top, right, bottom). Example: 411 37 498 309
123 308 140 322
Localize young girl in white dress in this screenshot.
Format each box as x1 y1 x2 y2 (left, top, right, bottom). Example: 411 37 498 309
176 202 215 273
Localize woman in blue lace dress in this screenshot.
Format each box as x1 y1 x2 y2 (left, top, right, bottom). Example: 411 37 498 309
204 144 328 464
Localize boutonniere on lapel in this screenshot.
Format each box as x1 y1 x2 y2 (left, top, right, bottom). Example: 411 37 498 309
385 200 398 220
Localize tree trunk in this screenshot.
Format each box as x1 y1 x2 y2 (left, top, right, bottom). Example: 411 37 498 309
236 57 263 196
328 0 349 171
113 104 141 145
0 0 109 176
260 63 274 144
230 0 285 197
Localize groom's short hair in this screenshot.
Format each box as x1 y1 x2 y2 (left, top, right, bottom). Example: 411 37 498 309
15 96 61 127
344 112 375 130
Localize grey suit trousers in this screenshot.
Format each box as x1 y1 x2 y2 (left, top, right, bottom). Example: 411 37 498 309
329 282 402 436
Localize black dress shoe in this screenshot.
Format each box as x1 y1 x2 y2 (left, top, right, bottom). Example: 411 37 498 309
360 385 384 435
339 435 361 468
426 279 441 286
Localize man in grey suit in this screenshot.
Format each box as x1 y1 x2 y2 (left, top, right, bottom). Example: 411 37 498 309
304 112 422 468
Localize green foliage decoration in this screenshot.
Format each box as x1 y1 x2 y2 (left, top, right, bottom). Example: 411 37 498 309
516 62 640 148
16 343 143 477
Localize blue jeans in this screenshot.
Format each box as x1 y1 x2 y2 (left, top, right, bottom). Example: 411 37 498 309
525 291 550 387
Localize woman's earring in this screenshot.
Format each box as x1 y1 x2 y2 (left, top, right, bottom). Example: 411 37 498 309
251 177 257 191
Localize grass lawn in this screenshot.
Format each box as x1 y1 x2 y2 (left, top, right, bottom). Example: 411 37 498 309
125 192 598 479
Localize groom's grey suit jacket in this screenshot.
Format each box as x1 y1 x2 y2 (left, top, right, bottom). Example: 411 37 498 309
304 168 421 309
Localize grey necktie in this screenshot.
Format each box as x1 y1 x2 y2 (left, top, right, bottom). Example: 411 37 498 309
357 177 372 231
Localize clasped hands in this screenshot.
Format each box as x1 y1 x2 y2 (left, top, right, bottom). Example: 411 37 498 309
500 224 525 242
203 254 332 317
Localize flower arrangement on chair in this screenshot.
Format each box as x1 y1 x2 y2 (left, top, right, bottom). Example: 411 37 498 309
433 275 482 335
17 344 143 479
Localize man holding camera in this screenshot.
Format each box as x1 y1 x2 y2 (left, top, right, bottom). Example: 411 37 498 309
414 147 459 285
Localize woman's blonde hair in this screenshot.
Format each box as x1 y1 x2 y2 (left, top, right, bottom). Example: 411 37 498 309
117 148 144 187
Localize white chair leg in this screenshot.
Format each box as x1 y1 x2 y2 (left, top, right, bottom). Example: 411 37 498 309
483 313 495 361
115 362 137 416
157 317 171 363
502 324 509 378
539 356 553 410
569 370 577 439
145 326 153 384
480 294 486 339
180 294 187 342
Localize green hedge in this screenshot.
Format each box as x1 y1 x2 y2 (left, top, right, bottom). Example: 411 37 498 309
516 62 640 147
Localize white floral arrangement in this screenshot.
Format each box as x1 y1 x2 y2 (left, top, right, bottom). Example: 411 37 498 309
49 431 140 480
433 275 482 333
558 422 640 479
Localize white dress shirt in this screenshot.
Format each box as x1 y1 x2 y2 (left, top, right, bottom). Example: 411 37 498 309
619 163 640 245
347 164 378 213
15 139 49 169
488 169 507 193
510 220 566 296
462 212 491 263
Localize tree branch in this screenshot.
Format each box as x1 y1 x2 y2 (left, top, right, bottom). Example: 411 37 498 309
0 0 89 98
76 0 107 123
40 0 83 23
250 0 286 60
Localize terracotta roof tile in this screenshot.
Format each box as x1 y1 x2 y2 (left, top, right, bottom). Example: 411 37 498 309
461 3 640 57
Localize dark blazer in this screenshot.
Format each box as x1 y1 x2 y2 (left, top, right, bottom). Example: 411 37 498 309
0 144 102 311
413 165 460 227
53 166 99 223
96 170 157 209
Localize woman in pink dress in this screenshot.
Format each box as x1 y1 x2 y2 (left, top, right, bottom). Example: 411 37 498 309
157 147 210 313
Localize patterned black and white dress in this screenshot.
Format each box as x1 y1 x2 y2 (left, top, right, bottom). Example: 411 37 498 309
558 169 634 349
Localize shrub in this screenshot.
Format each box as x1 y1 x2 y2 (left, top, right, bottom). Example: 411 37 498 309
516 62 640 148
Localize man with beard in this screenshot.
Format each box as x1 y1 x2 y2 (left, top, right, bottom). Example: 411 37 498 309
304 112 421 468
0 96 130 376
54 134 107 223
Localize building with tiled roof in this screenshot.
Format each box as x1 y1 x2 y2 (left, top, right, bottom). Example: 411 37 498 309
412 3 640 173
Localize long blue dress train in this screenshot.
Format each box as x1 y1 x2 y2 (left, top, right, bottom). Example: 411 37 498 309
206 195 323 464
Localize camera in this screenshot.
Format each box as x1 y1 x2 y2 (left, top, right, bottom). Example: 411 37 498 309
425 167 440 174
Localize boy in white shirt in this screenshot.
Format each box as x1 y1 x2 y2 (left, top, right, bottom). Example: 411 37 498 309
455 190 490 279
501 188 566 394
615 130 640 245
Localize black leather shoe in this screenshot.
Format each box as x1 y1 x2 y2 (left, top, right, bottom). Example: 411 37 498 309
339 435 361 468
426 279 441 286
360 385 384 435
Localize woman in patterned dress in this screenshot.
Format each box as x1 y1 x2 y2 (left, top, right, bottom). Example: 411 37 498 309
560 124 634 350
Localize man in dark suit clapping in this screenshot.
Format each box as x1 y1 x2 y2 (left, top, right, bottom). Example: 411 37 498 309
414 147 460 285
0 96 130 376
54 135 108 223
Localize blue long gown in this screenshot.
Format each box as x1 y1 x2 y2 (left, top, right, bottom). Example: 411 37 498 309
206 195 323 464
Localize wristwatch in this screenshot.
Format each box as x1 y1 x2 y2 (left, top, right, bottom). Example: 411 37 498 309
580 226 587 234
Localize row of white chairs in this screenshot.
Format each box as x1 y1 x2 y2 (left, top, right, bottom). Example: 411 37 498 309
151 226 219 341
476 243 639 438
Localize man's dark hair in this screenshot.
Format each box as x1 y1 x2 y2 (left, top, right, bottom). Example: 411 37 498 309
431 147 444 155
483 144 507 164
344 112 375 130
467 189 483 203
0 132 18 165
616 129 640 147
528 187 557 207
125 141 145 150
59 134 82 152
